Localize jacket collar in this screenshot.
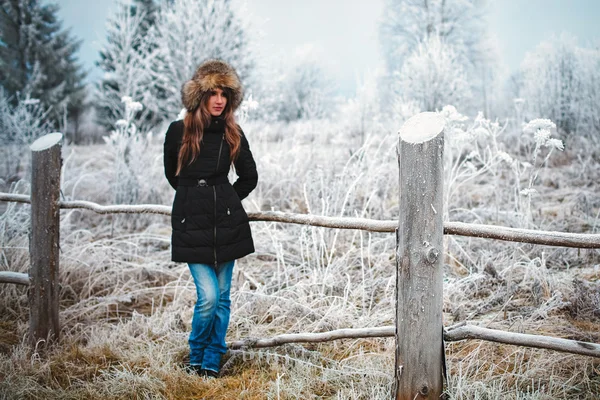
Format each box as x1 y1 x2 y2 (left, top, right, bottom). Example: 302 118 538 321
206 115 226 132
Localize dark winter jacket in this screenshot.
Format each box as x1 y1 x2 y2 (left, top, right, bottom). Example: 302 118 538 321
163 116 258 264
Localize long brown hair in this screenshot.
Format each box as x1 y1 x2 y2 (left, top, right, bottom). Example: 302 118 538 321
175 87 241 176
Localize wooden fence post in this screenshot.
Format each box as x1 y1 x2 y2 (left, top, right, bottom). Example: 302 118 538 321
394 113 445 399
29 132 63 346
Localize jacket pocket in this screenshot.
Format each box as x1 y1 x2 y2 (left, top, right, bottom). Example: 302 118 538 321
227 196 248 225
172 214 187 233
172 186 188 233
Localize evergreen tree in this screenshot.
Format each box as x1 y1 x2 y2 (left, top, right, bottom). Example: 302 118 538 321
0 0 87 137
95 0 159 131
131 0 157 41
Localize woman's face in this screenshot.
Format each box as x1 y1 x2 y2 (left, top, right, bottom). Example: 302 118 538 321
207 88 227 116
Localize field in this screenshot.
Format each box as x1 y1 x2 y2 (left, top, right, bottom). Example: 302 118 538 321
1 110 600 399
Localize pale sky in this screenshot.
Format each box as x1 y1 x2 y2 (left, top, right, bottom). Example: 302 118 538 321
55 0 600 96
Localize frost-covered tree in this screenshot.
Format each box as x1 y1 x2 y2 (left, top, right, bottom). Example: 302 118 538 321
337 69 382 141
263 45 336 122
379 0 497 113
146 0 256 120
576 43 600 139
380 0 490 72
0 0 86 134
520 34 583 136
396 35 471 111
95 0 159 131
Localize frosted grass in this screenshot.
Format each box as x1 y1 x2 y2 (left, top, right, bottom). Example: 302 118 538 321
0 108 599 399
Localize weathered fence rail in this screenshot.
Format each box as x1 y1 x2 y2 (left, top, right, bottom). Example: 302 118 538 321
1 116 600 398
1 193 599 247
0 271 30 286
228 323 600 359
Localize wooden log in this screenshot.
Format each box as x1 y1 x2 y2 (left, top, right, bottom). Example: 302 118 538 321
395 112 445 400
0 271 30 285
29 132 63 346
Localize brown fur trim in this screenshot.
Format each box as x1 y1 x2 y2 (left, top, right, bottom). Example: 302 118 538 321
181 59 243 112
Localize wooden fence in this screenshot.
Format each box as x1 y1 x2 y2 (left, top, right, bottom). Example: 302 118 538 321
1 115 600 399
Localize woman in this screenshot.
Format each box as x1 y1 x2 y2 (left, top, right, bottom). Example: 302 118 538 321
163 59 258 378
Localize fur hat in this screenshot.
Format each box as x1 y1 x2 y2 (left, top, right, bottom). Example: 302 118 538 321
181 59 243 112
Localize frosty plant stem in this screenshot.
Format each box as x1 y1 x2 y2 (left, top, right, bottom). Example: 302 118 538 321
520 119 564 226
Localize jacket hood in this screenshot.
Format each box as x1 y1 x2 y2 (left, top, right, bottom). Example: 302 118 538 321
181 59 243 112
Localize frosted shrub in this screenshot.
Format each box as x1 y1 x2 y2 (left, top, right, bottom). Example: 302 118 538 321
440 107 564 229
520 34 586 136
262 45 337 122
396 37 472 112
102 96 162 205
441 106 508 222
0 89 53 180
337 86 379 142
235 94 260 126
391 99 421 126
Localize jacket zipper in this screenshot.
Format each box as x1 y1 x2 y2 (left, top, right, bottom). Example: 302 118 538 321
213 133 225 267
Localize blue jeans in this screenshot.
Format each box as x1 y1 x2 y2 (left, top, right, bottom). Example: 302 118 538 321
187 260 235 372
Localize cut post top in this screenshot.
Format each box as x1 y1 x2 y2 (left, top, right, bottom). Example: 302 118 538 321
30 132 63 151
399 112 445 144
